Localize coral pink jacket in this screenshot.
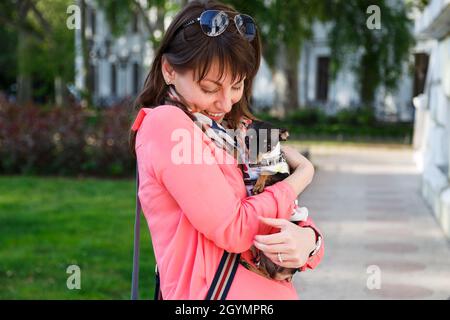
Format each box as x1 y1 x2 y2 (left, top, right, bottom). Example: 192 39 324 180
133 105 324 300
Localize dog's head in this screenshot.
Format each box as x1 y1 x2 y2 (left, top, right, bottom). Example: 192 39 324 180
244 120 290 165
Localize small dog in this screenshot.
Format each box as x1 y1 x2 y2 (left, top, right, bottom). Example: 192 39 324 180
241 120 308 281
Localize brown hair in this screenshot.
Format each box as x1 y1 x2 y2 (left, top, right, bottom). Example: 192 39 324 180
129 0 262 156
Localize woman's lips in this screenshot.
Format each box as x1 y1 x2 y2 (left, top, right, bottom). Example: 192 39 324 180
203 111 224 121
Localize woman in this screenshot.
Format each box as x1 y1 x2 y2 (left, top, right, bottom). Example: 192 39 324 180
129 0 324 300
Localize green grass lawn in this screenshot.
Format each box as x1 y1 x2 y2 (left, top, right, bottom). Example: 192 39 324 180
0 176 155 299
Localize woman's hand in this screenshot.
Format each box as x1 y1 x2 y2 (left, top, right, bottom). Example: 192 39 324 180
253 216 317 269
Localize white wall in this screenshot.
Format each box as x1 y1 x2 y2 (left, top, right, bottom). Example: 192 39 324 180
413 0 450 237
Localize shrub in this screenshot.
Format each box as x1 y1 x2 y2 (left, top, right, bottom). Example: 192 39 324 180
254 105 411 143
335 106 375 126
288 108 327 126
0 97 136 177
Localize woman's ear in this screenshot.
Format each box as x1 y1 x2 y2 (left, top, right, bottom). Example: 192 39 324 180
161 56 176 84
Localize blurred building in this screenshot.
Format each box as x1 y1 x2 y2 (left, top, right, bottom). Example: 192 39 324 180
228 18 417 122
412 0 450 238
74 0 154 107
75 1 417 121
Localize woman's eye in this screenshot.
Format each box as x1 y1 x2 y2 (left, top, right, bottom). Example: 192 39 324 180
201 88 218 94
232 86 242 91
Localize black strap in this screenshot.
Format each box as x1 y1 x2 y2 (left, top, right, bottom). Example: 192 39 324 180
154 267 163 300
131 164 141 300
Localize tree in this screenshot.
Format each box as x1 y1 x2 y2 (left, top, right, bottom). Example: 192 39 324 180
0 23 17 95
326 0 414 107
0 0 74 106
226 0 325 118
100 0 179 49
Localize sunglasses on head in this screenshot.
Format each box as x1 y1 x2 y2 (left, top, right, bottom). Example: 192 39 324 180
181 10 257 41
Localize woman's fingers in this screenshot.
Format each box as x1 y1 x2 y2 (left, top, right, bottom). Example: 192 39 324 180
258 216 290 229
255 217 313 269
254 232 287 245
253 240 290 254
263 252 301 268
255 217 291 244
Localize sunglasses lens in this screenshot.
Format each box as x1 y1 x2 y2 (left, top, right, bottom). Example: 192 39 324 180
235 14 256 41
199 10 229 37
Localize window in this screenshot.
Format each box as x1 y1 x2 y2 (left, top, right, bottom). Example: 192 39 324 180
111 63 117 95
90 9 96 36
88 64 96 95
132 12 139 33
413 53 429 97
315 56 330 102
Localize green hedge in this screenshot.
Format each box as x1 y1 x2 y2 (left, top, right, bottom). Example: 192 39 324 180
255 107 412 143
0 98 136 177
0 100 413 178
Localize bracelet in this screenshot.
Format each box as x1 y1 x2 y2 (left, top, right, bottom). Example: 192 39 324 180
309 235 322 257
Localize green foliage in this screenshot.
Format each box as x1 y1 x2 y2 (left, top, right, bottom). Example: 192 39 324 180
334 107 375 126
0 25 17 91
100 0 181 48
0 0 74 102
102 0 135 37
327 0 415 105
226 0 324 68
254 106 412 143
288 108 328 126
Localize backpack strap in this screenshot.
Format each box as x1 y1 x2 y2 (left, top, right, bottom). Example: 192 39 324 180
154 265 163 300
205 251 240 300
132 161 240 300
131 164 141 300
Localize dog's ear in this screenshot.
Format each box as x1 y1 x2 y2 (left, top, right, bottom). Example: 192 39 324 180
279 128 290 141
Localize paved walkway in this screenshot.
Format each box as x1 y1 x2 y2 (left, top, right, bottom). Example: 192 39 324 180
289 144 450 299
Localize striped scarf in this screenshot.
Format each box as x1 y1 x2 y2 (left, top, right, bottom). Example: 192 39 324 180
166 86 253 190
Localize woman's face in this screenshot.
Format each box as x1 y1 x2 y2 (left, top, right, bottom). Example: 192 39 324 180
162 58 245 123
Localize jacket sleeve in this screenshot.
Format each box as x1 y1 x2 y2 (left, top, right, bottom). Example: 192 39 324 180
135 106 298 253
296 216 324 271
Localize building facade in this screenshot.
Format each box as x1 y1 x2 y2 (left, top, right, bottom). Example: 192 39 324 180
74 0 155 106
413 0 450 237
75 1 416 120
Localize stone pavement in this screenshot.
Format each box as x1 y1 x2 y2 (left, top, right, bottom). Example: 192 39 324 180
289 144 450 299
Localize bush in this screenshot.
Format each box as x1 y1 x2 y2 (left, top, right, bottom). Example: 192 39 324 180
0 97 136 177
335 106 375 126
288 108 327 126
254 105 412 143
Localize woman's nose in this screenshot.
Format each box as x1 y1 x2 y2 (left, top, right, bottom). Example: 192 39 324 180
216 93 233 113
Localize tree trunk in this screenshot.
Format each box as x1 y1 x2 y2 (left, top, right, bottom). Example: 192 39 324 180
156 4 165 33
16 0 33 105
271 42 301 118
271 43 288 119
285 43 301 115
79 0 92 107
54 76 67 107
360 52 377 108
17 28 32 105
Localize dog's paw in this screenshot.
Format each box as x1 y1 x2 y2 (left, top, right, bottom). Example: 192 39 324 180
252 183 265 194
